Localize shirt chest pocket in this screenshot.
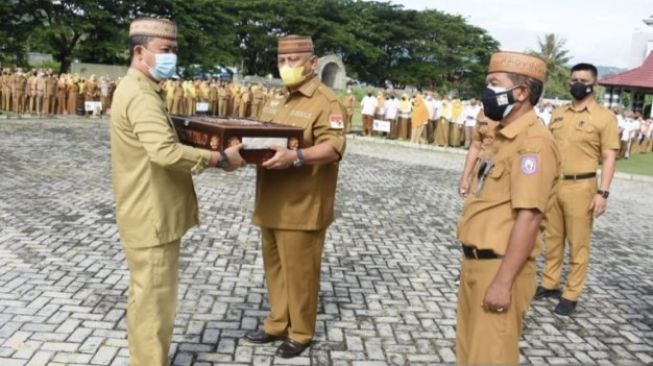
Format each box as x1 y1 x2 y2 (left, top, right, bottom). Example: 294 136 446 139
573 122 600 145
481 162 510 200
474 161 509 200
549 121 565 141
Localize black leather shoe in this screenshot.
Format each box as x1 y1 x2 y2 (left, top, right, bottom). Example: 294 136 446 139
534 285 562 300
244 330 284 344
554 297 577 316
276 339 310 358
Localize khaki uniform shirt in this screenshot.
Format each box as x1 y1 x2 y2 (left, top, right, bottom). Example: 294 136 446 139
457 110 560 257
471 113 499 149
110 68 212 248
254 76 346 230
343 94 356 114
45 76 57 97
549 100 620 174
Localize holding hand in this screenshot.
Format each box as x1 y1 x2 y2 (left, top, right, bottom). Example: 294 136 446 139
218 143 247 171
261 145 297 170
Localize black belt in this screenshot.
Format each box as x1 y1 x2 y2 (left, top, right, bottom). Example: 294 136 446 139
562 172 596 180
462 245 502 260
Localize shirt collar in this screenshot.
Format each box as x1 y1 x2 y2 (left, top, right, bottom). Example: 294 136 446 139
285 74 320 98
564 99 597 114
498 110 536 140
127 68 161 93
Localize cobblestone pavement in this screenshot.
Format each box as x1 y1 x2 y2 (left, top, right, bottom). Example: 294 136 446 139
0 118 651 366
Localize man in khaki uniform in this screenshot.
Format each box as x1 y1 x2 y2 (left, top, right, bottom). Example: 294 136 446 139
342 88 356 133
535 63 619 315
1 70 9 111
209 80 218 115
171 78 184 115
13 71 26 114
110 18 245 366
250 84 264 118
217 82 228 116
27 71 38 113
456 51 560 365
44 73 57 115
244 35 346 359
56 74 68 115
35 72 46 116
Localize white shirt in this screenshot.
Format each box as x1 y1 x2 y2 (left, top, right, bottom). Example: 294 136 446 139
464 104 482 127
361 96 377 116
424 98 438 120
384 98 400 120
432 99 442 119
536 107 552 126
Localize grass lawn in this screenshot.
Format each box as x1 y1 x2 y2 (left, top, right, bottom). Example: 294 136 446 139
616 152 653 176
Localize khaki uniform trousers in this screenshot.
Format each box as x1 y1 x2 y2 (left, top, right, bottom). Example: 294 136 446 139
2 90 10 111
218 98 228 116
398 118 410 140
261 228 326 345
345 109 353 133
123 239 181 366
542 178 596 301
450 123 463 147
362 114 374 136
410 123 426 144
456 258 536 365
435 118 450 146
388 118 399 139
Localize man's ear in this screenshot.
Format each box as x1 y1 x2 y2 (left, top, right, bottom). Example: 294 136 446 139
307 55 318 72
514 85 530 103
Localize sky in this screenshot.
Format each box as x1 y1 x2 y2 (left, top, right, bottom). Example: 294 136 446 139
393 0 652 69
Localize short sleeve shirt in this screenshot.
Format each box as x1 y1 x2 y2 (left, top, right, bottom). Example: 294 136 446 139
254 76 346 230
457 110 561 257
549 101 619 174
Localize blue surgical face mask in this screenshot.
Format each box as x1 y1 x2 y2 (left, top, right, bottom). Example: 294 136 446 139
142 48 177 81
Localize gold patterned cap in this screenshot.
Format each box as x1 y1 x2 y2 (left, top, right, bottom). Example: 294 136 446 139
489 51 547 82
129 18 177 40
278 35 314 54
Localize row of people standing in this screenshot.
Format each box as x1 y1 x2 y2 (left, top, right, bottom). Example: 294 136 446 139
615 109 653 158
360 91 483 148
161 79 274 119
0 68 115 116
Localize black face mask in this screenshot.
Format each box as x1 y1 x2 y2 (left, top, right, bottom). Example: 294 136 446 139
367 93 372 97
569 83 593 100
481 86 516 121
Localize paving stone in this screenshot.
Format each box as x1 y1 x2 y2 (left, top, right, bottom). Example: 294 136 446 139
0 119 651 365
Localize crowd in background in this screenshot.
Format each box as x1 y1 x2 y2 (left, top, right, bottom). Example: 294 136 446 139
0 67 116 116
0 67 279 119
354 89 653 159
2 67 652 160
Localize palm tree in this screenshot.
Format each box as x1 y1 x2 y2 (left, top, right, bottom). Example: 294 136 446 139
530 33 571 78
529 33 572 98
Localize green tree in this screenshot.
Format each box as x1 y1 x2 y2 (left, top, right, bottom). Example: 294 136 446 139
529 33 571 98
2 0 500 97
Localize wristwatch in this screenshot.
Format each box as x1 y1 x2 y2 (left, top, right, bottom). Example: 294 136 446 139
293 148 305 167
217 150 229 169
597 189 609 199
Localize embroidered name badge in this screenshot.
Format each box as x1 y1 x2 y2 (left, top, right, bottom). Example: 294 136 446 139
329 114 344 129
520 154 538 175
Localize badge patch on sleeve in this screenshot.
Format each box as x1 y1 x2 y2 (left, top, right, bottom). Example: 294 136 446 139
329 114 344 129
520 154 538 175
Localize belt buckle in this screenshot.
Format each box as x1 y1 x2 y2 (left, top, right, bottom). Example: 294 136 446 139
471 247 479 259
